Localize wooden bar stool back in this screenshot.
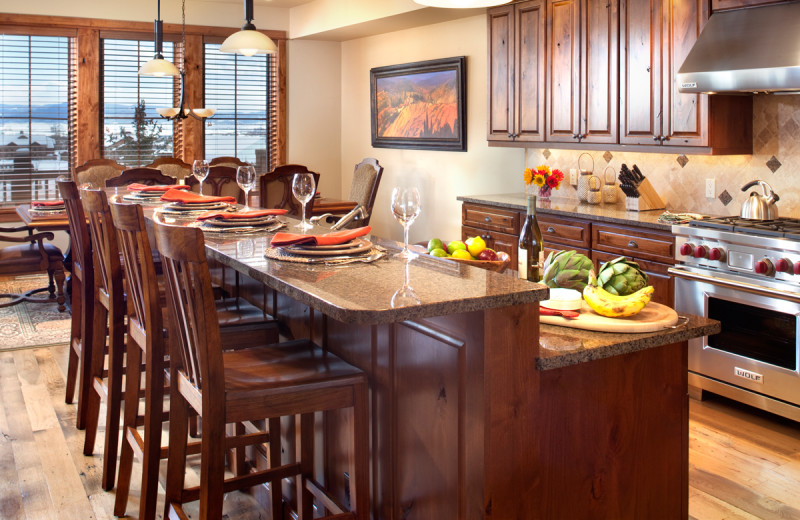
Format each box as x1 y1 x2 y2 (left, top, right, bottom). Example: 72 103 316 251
154 221 370 520
57 178 95 430
108 200 167 520
80 187 127 491
106 167 177 187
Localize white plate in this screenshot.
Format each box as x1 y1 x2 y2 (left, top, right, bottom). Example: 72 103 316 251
163 201 230 212
282 239 372 257
290 238 367 251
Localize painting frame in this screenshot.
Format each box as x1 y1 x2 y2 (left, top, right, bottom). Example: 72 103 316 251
370 56 467 152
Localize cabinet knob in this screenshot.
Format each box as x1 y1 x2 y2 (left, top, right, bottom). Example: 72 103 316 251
484 216 492 223
627 240 638 248
572 134 579 139
546 226 555 233
483 234 491 240
661 135 670 142
653 136 660 141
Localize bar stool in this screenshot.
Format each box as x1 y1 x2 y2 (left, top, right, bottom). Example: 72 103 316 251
57 178 94 430
153 220 370 520
81 188 281 493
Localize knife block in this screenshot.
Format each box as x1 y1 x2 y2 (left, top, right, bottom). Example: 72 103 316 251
625 178 665 211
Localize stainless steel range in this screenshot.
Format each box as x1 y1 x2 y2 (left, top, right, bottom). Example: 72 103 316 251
670 216 800 422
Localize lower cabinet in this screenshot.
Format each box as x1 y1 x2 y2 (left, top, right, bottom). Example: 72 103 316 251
461 202 676 307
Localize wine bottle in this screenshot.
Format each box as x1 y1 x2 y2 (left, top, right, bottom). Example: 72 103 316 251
518 194 543 281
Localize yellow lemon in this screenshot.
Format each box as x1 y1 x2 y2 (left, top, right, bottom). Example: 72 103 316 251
466 236 486 257
451 249 473 260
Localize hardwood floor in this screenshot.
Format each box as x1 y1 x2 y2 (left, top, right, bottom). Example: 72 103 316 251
1 343 799 519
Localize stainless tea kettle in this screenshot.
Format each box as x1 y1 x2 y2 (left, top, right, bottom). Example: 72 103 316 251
740 180 780 220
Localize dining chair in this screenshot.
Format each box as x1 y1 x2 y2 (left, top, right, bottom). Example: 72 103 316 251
107 198 282 519
0 225 66 312
184 165 245 203
154 221 370 520
145 157 192 183
258 164 320 219
209 156 250 169
105 167 177 187
57 178 95 431
73 158 126 188
318 158 383 228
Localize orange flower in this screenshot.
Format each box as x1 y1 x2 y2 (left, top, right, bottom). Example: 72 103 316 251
523 167 534 185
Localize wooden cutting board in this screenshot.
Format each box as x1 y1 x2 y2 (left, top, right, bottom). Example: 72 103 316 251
540 301 678 333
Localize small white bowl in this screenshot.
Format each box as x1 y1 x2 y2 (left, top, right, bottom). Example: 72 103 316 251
541 288 583 311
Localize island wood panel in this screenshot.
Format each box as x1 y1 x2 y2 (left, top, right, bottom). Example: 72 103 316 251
532 340 688 518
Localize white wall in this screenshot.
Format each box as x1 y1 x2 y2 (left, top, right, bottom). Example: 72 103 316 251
340 14 523 245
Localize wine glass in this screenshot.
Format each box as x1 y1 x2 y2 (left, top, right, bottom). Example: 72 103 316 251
291 173 316 230
390 187 421 259
236 165 256 211
192 160 209 195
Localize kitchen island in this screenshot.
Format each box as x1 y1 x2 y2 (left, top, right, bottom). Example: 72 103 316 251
196 229 718 519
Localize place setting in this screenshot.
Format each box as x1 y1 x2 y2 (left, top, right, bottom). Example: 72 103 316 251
192 208 288 234
121 182 190 203
156 188 237 216
265 225 387 265
29 199 66 215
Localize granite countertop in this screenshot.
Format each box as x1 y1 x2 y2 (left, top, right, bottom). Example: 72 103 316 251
202 233 549 325
457 193 672 231
538 315 720 370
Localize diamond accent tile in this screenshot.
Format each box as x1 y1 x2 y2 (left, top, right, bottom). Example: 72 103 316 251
719 190 732 206
767 156 781 173
542 149 551 160
677 155 689 168
603 151 613 163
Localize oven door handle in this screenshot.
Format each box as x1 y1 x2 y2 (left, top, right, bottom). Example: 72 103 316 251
668 266 800 305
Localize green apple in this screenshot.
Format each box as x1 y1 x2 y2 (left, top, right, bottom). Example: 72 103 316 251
447 240 467 255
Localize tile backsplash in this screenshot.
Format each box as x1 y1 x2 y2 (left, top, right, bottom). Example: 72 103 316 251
525 95 800 218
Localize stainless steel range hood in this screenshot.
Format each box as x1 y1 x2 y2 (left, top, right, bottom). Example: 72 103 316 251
677 2 800 94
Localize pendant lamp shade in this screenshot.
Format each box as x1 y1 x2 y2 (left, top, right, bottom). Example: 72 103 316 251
221 0 277 56
139 57 180 77
413 0 512 6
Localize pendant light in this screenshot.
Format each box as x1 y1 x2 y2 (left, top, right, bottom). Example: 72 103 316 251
139 0 180 77
220 0 277 57
141 0 215 121
413 0 512 7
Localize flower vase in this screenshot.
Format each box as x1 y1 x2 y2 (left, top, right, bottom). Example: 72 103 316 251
538 186 552 201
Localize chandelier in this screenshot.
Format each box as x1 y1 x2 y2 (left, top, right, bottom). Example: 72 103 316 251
221 0 277 56
139 0 215 121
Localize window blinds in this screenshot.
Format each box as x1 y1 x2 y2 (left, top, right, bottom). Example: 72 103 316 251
0 34 72 205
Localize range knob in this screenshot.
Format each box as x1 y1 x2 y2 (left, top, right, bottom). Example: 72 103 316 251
794 262 800 275
776 258 791 273
679 243 695 257
694 245 708 259
708 248 724 261
755 258 774 276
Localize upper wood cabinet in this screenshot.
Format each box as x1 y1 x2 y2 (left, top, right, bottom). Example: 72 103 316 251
546 0 618 144
487 0 546 143
487 0 754 154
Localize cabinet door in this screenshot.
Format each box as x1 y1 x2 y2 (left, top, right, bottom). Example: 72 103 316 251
662 0 708 147
620 0 663 145
462 225 519 266
593 250 674 308
515 0 547 142
488 5 515 141
546 0 581 142
580 0 619 144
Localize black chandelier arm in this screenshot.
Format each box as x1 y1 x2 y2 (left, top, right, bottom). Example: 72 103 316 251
242 0 257 30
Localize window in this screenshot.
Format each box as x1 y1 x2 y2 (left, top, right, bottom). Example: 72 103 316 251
102 38 176 166
0 33 73 205
204 42 278 173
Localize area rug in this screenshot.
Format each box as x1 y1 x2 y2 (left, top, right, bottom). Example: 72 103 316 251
0 275 71 351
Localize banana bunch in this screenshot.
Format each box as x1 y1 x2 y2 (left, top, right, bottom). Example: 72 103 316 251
582 271 654 318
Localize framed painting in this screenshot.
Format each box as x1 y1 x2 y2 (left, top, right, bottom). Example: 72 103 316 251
370 56 466 152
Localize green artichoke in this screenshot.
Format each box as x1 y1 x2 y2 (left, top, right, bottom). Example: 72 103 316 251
542 250 594 291
595 256 649 295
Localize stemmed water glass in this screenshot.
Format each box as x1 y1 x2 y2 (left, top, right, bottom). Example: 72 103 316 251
390 186 421 259
236 165 256 211
291 173 316 230
192 160 209 195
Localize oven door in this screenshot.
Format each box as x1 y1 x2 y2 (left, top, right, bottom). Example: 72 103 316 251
671 266 800 407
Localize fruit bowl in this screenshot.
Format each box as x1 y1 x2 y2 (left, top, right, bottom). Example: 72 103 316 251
446 251 511 273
